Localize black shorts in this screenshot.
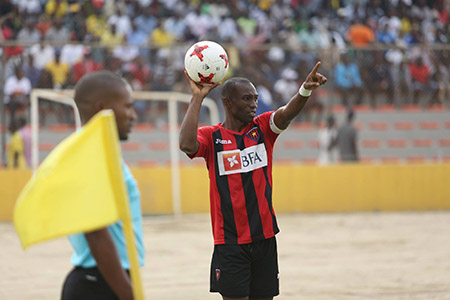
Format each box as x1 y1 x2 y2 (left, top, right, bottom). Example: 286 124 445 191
61 267 128 300
210 237 279 298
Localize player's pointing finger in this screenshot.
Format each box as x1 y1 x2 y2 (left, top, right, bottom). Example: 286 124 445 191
311 62 321 75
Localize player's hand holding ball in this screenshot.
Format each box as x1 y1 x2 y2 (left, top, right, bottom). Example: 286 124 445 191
184 41 229 85
184 41 229 98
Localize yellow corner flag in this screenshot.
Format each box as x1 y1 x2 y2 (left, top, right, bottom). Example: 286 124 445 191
13 110 144 300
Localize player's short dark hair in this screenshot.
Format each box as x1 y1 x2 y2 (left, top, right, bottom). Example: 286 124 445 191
221 77 252 100
74 71 126 106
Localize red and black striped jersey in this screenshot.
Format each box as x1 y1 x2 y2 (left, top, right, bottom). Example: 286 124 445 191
188 111 281 245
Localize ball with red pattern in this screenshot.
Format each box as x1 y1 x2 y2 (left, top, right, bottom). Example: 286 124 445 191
184 41 229 85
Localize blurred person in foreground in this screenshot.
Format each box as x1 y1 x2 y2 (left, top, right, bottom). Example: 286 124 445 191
336 110 359 162
179 62 327 300
61 71 143 300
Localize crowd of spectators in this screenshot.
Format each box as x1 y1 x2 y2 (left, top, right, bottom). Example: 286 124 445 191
0 0 449 127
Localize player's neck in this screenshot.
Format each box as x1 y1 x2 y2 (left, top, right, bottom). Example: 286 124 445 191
222 118 248 133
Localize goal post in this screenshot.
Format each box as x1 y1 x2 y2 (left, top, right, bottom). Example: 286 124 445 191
30 89 220 216
30 89 82 171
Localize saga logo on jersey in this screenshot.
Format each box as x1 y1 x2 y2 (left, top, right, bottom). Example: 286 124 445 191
217 144 268 176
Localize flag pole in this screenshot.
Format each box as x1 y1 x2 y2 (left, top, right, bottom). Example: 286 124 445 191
121 211 145 300
103 111 145 300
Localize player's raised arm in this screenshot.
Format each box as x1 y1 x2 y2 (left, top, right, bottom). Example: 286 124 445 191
179 71 219 155
273 61 328 130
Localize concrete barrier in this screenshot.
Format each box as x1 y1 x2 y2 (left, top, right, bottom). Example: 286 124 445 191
1 163 449 221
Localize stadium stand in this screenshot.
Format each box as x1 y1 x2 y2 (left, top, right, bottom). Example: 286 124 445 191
1 0 449 167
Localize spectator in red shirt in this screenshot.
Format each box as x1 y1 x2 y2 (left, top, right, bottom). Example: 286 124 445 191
124 56 151 90
71 47 103 84
2 29 23 59
409 56 438 106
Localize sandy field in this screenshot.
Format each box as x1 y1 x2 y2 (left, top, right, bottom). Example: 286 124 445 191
1 212 450 300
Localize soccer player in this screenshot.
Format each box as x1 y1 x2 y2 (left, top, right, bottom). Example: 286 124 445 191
179 62 327 300
61 71 143 300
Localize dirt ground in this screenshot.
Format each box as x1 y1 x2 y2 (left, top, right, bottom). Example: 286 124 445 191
1 212 450 300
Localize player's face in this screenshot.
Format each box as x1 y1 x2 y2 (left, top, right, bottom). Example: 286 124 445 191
109 84 137 140
230 82 258 124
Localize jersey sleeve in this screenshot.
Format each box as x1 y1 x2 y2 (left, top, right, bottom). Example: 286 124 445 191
255 111 283 146
187 126 211 159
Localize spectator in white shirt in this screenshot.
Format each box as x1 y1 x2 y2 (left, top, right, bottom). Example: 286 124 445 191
108 8 132 36
45 18 70 43
4 66 32 123
218 16 239 42
274 68 299 104
17 19 41 44
29 41 55 70
61 33 84 66
185 6 215 39
15 0 41 14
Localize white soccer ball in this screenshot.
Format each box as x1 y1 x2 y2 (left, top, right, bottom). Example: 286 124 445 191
184 41 229 85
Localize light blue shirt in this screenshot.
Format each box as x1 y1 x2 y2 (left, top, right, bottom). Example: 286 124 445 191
68 161 144 269
135 15 157 35
127 29 148 46
335 62 362 88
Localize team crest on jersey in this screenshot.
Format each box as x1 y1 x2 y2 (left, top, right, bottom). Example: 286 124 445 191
247 127 259 142
215 268 221 281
